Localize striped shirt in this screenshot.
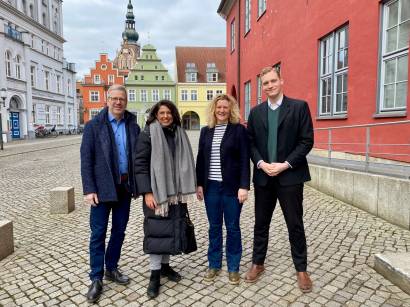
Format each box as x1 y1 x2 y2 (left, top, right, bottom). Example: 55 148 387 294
208 124 227 182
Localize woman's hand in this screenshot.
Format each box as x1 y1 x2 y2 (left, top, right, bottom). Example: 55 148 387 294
196 186 204 201
238 188 248 204
144 193 157 210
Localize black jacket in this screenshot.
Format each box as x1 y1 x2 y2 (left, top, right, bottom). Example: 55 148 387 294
247 96 314 187
196 123 250 195
134 124 185 255
80 107 140 202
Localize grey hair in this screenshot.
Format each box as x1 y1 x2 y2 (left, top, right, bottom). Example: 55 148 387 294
107 84 127 99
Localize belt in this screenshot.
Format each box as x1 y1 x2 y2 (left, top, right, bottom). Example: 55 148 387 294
120 173 128 183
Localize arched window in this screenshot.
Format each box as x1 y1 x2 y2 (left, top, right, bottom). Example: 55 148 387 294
15 55 21 79
22 0 27 14
42 12 47 26
29 4 34 18
5 51 12 77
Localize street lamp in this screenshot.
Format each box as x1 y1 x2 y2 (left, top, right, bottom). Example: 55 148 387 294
0 88 7 150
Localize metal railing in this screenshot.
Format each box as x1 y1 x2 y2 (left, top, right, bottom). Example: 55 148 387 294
4 25 23 42
309 120 410 179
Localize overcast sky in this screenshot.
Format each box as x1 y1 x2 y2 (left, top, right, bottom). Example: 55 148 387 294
62 0 226 80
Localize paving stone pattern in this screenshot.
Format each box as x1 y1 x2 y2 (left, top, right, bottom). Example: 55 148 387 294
0 132 410 306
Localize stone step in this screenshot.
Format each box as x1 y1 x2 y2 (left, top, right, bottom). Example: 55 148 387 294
0 220 14 261
374 252 410 295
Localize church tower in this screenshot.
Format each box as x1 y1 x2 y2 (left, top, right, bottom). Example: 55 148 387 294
113 0 140 76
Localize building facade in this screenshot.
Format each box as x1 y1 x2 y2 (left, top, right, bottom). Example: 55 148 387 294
0 0 77 141
78 54 124 123
175 46 226 130
113 0 140 79
218 0 409 161
125 43 175 127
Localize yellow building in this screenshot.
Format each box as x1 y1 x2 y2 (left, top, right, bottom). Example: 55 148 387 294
175 47 226 129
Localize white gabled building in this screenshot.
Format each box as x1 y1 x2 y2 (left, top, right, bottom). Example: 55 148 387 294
0 0 77 142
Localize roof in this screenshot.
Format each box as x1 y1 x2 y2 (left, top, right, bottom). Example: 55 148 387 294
175 46 226 83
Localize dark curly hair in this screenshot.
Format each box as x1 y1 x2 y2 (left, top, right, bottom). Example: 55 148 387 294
146 100 182 126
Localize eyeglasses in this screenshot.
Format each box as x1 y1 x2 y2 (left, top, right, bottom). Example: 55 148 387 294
110 97 126 102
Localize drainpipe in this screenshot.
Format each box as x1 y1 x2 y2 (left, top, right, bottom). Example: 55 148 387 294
237 0 241 107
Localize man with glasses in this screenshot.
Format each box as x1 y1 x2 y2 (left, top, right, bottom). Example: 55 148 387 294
81 84 140 303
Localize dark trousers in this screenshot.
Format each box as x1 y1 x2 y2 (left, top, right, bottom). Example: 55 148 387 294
252 177 307 272
89 185 131 281
204 180 243 272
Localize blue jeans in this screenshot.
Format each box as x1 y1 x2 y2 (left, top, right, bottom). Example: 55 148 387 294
89 186 131 281
204 180 242 272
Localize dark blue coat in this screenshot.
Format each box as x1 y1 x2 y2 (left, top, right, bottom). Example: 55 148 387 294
196 123 250 196
80 107 140 202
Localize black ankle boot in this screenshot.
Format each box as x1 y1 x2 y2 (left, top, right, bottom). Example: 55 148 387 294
160 263 182 282
147 270 161 299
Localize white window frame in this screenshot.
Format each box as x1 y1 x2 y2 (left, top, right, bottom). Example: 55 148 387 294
15 55 22 79
181 89 188 101
245 0 251 34
56 106 61 125
257 75 262 104
140 89 147 102
258 0 266 18
45 105 50 124
45 71 50 91
163 89 171 100
186 72 197 82
128 89 136 102
207 90 214 101
216 90 223 96
30 66 36 87
5 51 12 77
207 73 218 82
152 89 160 102
90 109 100 120
319 26 349 116
191 90 198 101
94 74 101 84
90 91 99 102
230 19 235 52
56 75 61 93
244 81 251 120
109 75 114 84
379 0 409 112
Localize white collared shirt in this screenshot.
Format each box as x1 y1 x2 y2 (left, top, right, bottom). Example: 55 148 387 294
267 94 283 111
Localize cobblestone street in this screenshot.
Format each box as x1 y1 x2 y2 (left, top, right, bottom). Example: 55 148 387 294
0 132 410 306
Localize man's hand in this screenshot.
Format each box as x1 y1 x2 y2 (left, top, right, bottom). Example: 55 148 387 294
144 193 157 210
260 161 289 176
196 186 204 201
238 188 248 204
84 193 99 207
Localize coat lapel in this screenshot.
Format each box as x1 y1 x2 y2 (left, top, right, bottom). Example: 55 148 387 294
260 102 268 130
278 96 291 128
98 117 114 172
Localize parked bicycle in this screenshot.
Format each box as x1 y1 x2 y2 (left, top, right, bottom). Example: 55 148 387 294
35 125 58 138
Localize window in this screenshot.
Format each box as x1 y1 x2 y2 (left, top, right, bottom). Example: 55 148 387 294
30 66 36 87
56 107 61 124
45 105 50 124
380 0 409 111
245 0 251 34
67 79 71 96
230 19 235 52
128 89 136 101
90 91 99 102
181 90 188 101
135 75 138 80
109 75 114 84
141 75 144 81
244 81 251 120
68 108 72 125
94 74 101 84
90 109 100 120
29 4 34 18
15 56 22 79
152 89 160 102
45 71 50 90
41 40 45 52
191 90 198 101
258 0 266 18
207 90 214 101
186 72 197 82
5 51 12 77
207 73 218 82
32 104 36 123
161 76 165 81
140 89 147 102
216 90 223 96
101 64 107 70
155 76 159 81
257 75 262 104
42 12 47 27
56 75 61 93
31 35 34 48
164 89 171 100
319 26 349 116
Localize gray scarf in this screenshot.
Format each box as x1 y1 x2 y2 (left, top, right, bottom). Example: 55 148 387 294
149 120 196 216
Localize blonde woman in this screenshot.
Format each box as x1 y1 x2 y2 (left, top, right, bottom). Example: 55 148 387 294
196 94 250 285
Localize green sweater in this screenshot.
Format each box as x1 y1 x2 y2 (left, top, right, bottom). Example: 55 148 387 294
267 106 280 163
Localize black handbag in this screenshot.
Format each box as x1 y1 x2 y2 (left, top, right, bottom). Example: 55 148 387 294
182 211 197 254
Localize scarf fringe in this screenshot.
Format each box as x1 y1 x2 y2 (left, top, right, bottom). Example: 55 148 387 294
155 193 196 217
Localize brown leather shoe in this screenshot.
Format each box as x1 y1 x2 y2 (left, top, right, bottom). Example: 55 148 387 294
297 271 312 293
244 264 264 283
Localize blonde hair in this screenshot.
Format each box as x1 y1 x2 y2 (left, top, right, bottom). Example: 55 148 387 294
107 84 127 99
260 66 281 78
207 94 241 128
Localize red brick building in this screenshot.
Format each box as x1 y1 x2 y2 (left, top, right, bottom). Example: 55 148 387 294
78 54 124 123
218 0 409 161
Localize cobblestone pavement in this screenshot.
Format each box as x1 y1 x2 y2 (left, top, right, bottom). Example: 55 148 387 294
0 132 410 306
